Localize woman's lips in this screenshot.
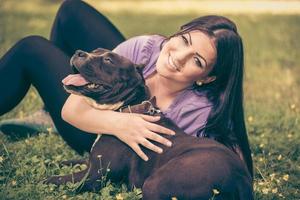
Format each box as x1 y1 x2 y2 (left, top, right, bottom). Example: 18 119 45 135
167 54 180 72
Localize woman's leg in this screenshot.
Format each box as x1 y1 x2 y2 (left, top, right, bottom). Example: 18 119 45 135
0 0 126 153
36 0 124 113
0 36 96 153
50 0 125 56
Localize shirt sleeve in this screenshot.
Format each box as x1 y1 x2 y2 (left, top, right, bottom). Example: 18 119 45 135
175 103 212 137
112 35 155 65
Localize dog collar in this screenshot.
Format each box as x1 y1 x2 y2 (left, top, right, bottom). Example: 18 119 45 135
142 100 162 115
119 100 161 116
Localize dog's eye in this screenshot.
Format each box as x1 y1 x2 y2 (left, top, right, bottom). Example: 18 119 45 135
104 57 113 64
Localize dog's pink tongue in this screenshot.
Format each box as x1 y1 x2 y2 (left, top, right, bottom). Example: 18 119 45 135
62 74 89 86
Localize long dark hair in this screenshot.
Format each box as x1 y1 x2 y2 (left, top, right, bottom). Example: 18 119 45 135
171 15 253 177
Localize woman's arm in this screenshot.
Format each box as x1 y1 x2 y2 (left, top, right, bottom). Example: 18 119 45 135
61 94 175 161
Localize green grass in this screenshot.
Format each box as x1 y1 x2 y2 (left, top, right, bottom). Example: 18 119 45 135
1 0 300 199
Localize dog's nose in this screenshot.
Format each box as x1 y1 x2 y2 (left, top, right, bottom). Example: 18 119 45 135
75 50 88 58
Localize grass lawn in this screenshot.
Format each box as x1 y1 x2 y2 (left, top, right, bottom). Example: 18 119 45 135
0 0 299 199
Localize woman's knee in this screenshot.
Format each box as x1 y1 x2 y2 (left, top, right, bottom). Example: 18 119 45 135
56 0 85 23
15 36 50 53
60 0 83 10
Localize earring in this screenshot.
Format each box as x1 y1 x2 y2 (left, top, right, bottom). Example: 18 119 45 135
196 80 203 86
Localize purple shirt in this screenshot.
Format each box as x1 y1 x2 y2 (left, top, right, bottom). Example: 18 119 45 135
113 35 212 137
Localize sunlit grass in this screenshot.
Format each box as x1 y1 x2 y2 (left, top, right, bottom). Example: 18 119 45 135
88 0 300 15
0 0 300 199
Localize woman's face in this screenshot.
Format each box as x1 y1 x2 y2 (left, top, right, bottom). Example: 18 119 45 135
156 30 217 87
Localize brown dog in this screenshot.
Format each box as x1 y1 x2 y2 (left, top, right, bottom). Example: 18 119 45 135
45 48 253 200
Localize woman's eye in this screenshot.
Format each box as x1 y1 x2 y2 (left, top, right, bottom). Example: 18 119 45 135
181 35 189 45
194 57 203 68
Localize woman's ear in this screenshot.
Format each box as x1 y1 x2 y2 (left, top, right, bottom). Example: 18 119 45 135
203 76 216 84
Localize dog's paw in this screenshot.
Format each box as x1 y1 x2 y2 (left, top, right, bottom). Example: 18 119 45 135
59 159 87 167
43 176 64 185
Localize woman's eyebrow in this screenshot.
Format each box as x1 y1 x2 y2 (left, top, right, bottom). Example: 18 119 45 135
187 32 208 68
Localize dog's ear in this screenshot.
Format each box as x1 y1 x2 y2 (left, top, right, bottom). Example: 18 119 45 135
134 64 145 75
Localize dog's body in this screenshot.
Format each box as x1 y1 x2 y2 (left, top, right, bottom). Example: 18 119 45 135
46 48 253 199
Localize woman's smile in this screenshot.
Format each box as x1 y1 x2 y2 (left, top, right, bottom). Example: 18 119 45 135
156 30 216 86
167 54 180 72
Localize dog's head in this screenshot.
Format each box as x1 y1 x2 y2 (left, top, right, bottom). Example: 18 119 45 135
62 48 149 107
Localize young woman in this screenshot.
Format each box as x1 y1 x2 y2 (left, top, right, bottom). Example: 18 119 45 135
0 0 253 178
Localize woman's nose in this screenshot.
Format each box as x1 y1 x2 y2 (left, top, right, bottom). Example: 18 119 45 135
174 47 194 65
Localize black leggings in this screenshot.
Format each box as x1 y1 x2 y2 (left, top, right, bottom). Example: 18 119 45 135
0 0 125 154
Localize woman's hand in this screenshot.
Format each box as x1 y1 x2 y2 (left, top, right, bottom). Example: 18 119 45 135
112 113 175 161
62 94 175 161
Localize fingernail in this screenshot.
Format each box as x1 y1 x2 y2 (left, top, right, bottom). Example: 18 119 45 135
167 141 172 147
158 149 163 153
171 131 176 135
144 157 149 161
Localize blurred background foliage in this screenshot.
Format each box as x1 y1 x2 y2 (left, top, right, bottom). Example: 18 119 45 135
0 0 299 199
